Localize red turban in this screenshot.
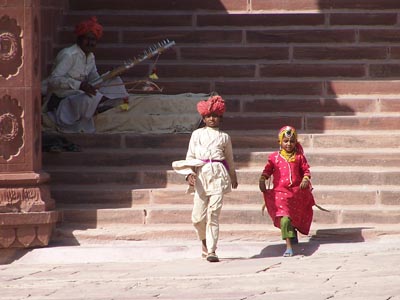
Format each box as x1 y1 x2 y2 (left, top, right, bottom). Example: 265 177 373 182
74 17 103 39
197 95 226 116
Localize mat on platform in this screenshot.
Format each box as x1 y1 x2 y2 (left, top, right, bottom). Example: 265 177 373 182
43 93 209 134
94 93 207 133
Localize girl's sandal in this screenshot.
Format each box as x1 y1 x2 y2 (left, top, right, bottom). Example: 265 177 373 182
283 248 293 257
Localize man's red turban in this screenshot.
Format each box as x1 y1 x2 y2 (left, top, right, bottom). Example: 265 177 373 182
197 95 226 116
74 17 103 40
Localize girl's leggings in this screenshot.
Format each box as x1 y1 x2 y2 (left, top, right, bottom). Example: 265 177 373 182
280 216 296 239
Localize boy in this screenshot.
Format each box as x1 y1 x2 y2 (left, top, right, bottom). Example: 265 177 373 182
172 95 238 262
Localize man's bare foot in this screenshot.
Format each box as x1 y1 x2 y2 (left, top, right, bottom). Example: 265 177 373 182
201 239 207 258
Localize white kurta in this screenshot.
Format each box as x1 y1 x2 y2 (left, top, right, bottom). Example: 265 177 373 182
173 126 237 196
42 44 128 133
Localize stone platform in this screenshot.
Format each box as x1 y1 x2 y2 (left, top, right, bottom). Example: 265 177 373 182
1 230 399 300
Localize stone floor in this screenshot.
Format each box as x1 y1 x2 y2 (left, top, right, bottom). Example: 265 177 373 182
1 229 400 300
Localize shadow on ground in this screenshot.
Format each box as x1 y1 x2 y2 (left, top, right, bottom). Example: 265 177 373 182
251 227 370 258
0 249 31 265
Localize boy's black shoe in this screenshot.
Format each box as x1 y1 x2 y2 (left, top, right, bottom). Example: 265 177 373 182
206 252 219 262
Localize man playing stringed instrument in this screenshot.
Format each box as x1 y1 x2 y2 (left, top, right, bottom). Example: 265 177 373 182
42 17 129 133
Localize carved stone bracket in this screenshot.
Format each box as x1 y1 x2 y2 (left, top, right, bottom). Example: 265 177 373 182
0 15 23 79
0 94 24 161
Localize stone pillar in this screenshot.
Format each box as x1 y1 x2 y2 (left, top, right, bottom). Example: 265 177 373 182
0 0 58 248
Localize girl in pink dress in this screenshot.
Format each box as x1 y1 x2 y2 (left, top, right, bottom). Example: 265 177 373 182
259 126 315 257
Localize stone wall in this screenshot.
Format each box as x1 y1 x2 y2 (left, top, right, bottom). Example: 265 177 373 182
40 0 68 77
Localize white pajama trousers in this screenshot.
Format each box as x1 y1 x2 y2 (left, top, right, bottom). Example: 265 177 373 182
191 193 223 253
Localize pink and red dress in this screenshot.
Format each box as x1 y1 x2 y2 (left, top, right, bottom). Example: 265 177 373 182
261 151 315 235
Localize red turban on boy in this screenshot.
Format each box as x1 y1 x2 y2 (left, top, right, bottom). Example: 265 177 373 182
74 17 103 39
197 95 226 116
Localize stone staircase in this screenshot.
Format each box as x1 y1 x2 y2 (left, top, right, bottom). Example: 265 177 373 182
43 130 400 243
41 0 400 244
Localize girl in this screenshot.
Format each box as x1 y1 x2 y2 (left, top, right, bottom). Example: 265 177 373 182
259 126 315 257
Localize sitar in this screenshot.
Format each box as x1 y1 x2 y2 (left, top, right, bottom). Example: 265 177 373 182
90 39 175 88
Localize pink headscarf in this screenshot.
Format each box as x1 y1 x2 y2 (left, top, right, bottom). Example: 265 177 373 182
74 17 103 39
278 126 297 143
278 125 304 154
197 95 226 116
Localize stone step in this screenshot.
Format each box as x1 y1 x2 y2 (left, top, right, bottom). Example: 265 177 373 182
43 148 400 168
45 166 400 186
50 184 399 207
223 114 400 131
67 0 400 12
68 0 248 12
52 224 276 244
57 205 400 228
115 80 400 97
121 62 370 80
53 131 400 150
52 223 400 244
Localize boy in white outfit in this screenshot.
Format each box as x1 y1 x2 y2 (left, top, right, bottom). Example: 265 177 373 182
172 95 238 262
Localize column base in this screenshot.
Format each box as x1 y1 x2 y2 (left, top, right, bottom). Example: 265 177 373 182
0 211 59 248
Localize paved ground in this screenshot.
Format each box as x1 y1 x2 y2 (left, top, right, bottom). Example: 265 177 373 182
1 228 400 300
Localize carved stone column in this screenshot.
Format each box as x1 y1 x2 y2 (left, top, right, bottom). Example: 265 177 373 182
0 1 58 248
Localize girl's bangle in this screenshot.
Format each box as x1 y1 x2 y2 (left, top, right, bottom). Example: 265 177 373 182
259 175 267 182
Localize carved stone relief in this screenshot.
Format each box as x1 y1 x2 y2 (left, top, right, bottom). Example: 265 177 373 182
0 95 24 161
0 15 23 79
0 187 45 213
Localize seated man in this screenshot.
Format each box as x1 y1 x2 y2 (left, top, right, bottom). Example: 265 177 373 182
42 17 128 133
